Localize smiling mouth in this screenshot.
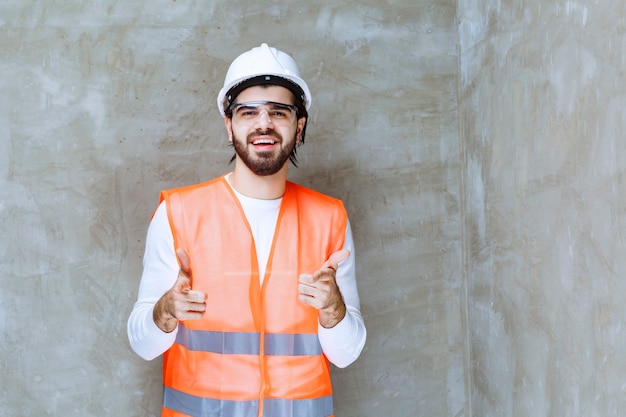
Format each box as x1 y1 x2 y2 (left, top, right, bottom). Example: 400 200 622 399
247 129 282 147
252 138 277 145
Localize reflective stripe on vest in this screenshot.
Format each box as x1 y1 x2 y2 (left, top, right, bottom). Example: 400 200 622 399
164 387 333 417
176 323 323 356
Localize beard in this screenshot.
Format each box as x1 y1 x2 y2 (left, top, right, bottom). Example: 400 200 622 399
231 129 297 176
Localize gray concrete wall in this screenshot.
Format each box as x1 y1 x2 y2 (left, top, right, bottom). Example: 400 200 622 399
458 1 626 416
1 1 463 416
9 1 625 417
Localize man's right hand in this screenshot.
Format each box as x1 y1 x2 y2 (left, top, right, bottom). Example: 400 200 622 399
153 248 207 333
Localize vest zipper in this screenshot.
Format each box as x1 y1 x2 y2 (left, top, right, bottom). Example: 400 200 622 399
258 276 267 417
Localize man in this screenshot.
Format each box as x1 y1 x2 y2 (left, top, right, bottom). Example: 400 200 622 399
127 43 366 417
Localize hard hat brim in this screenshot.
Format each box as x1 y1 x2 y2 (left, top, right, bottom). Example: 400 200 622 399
219 74 310 116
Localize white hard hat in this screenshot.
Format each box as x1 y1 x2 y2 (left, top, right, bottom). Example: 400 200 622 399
217 43 312 116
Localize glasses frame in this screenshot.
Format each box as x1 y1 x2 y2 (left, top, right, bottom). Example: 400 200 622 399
228 100 299 124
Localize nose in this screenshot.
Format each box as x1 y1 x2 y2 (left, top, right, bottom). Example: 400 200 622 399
253 108 274 129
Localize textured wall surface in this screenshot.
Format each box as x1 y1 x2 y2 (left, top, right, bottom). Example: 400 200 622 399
458 1 626 416
1 1 463 416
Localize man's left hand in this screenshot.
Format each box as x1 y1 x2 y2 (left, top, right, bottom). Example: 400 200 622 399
298 249 350 328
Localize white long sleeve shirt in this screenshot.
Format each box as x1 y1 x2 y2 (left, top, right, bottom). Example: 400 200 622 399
127 178 366 368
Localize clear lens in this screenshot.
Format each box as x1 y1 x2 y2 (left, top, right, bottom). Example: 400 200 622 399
230 101 298 124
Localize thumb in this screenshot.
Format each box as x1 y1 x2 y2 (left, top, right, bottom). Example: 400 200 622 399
175 248 192 291
322 249 350 272
176 248 191 275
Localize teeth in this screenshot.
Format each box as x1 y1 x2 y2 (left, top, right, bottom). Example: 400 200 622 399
253 139 275 145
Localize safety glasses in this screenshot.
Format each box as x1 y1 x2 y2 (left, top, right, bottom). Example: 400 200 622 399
229 101 298 125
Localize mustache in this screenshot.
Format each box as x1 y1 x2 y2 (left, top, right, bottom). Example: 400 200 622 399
247 129 283 142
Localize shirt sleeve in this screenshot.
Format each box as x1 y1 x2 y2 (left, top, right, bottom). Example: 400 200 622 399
127 201 179 360
318 220 367 368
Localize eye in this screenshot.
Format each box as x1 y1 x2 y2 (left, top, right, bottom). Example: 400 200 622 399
270 110 288 118
238 107 259 118
269 105 293 119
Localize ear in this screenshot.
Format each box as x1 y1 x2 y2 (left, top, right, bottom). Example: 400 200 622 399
224 116 233 142
296 116 306 143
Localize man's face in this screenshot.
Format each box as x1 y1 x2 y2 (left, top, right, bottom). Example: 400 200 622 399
225 85 306 176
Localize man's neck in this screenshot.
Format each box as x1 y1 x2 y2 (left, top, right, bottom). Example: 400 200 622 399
229 161 288 200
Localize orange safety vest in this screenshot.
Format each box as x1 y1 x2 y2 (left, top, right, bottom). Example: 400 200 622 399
159 175 347 417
